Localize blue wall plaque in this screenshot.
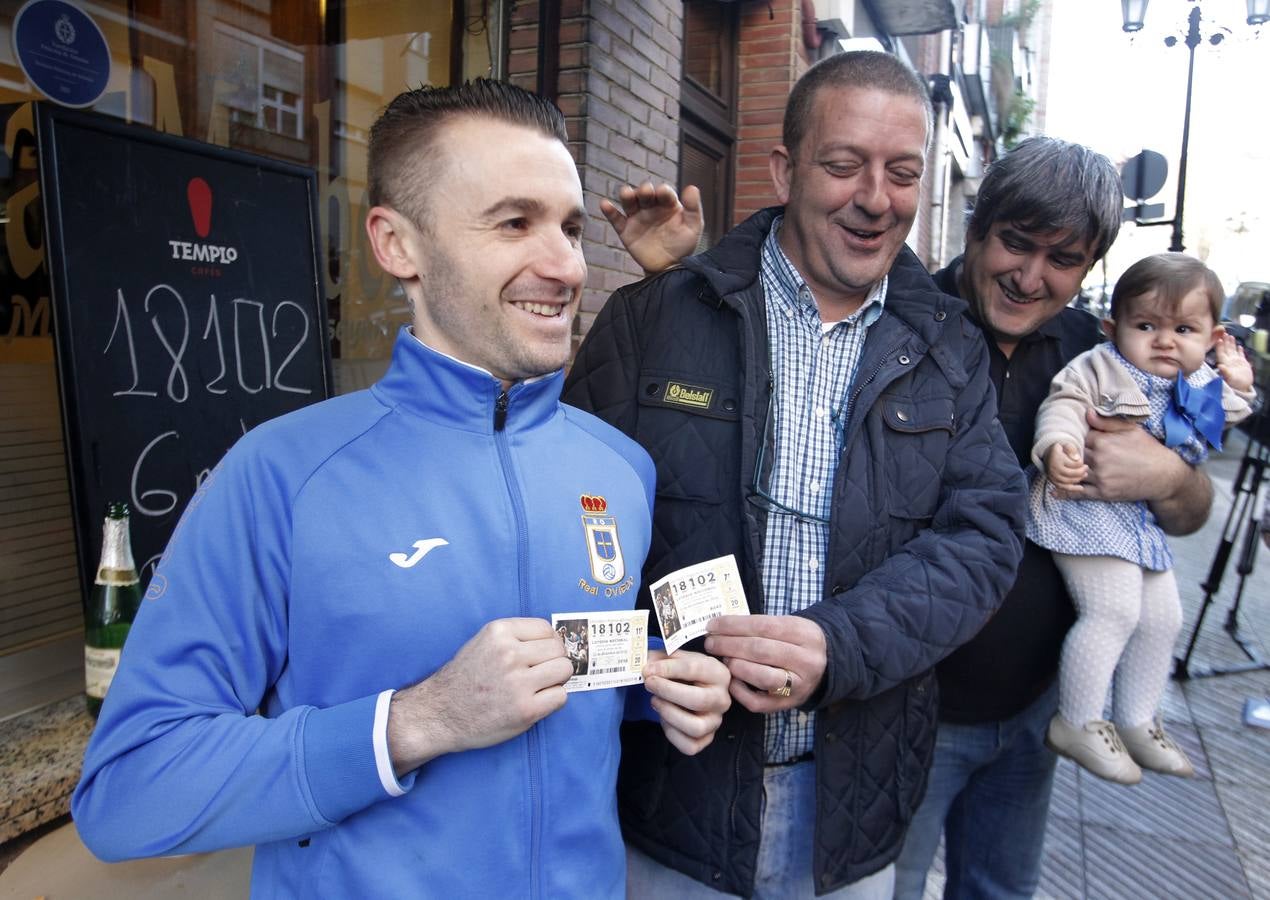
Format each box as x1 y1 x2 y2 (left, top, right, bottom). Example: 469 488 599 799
13 0 111 109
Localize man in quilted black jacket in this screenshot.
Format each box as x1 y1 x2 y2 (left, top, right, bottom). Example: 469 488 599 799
563 51 1027 898
588 134 1216 897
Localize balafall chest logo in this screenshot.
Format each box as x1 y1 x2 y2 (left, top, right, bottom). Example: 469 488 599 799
580 494 627 587
664 381 713 410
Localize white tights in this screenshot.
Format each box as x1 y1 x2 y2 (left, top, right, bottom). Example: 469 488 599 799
1053 553 1183 729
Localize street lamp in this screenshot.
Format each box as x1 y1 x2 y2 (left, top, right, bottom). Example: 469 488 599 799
1121 0 1149 31
1121 0 1264 252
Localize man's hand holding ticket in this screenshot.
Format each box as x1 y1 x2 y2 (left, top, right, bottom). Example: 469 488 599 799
648 555 748 653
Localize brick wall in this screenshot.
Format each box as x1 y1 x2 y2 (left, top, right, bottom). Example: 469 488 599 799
733 0 810 226
507 1 541 90
508 0 684 351
573 0 683 345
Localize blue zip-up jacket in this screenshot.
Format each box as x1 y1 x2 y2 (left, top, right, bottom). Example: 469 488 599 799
73 328 655 899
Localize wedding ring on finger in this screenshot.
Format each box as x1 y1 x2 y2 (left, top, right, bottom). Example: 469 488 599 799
769 668 793 698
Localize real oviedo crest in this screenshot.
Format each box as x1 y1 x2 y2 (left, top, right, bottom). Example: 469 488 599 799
580 494 625 585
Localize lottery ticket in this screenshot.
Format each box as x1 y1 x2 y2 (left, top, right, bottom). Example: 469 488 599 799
551 609 649 693
648 554 748 654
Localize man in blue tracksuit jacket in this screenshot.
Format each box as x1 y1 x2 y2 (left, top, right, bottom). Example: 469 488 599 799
72 80 731 899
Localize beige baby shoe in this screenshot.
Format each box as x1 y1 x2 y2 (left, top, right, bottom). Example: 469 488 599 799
1046 716 1143 785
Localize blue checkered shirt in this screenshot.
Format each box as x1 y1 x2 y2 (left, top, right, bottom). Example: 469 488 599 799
760 217 886 763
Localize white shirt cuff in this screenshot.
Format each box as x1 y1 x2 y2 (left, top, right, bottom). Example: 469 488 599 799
373 689 408 797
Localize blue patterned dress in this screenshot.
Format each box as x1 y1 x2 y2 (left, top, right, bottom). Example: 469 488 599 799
1026 345 1215 572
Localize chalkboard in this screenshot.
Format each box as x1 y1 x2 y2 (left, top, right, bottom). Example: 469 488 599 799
36 105 332 603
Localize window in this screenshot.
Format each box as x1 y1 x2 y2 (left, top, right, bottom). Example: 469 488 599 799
0 2 490 712
214 23 305 140
680 0 739 246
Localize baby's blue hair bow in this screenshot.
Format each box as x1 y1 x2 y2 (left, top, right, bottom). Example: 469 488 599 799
1163 373 1225 451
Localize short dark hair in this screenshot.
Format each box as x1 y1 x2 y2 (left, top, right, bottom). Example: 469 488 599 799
968 136 1123 263
1110 252 1225 323
782 50 933 159
367 79 568 228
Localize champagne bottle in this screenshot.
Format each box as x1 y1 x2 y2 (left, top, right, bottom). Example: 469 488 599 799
84 501 142 717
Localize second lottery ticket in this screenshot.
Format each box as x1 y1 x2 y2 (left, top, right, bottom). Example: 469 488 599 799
648 554 748 654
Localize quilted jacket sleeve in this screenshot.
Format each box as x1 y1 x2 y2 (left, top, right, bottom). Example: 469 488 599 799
798 321 1027 705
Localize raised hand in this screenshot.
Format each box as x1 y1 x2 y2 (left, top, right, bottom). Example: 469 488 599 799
1214 329 1254 393
601 182 704 274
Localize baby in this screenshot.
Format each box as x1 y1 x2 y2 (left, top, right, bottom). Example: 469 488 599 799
1029 252 1254 784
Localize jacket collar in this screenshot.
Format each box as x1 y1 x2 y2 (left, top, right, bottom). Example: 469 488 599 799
681 207 777 301
371 326 562 433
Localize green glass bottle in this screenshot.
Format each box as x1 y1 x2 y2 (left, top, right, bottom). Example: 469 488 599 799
84 501 142 718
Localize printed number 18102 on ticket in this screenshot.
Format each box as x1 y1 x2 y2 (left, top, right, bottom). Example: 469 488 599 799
649 554 748 654
551 609 649 693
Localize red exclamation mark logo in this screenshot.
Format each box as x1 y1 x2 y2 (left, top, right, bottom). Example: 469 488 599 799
187 177 212 238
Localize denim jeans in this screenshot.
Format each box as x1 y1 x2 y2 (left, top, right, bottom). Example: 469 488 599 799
626 761 895 899
892 682 1059 900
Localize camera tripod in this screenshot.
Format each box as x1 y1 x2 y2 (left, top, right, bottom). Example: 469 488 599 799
1173 421 1270 680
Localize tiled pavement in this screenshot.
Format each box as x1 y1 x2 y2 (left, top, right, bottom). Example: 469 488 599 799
921 426 1270 900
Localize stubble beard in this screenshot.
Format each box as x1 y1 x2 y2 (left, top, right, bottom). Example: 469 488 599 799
420 266 572 384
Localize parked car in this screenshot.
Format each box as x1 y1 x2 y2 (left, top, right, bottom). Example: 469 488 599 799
1225 282 1270 442
1224 281 1270 329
